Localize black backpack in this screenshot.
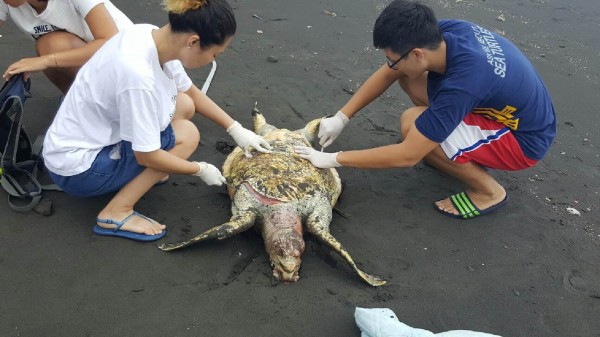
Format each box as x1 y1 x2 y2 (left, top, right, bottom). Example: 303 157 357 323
0 74 59 213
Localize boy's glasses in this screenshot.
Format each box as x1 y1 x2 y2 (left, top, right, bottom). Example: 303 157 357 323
387 48 414 70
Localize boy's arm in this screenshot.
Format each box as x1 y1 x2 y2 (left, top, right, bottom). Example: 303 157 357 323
295 125 438 169
336 126 438 168
339 64 400 118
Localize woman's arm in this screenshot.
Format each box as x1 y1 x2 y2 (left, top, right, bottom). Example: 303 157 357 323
46 3 119 68
185 84 236 129
2 4 119 79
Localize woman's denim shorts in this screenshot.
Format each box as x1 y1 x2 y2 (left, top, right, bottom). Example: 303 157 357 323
49 125 175 197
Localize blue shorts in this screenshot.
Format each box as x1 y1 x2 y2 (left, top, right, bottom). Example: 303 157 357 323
49 125 176 197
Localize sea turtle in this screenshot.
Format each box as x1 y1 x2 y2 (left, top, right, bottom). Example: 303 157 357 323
158 106 386 287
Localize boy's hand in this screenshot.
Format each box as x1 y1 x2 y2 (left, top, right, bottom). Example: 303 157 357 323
318 111 349 149
294 146 341 168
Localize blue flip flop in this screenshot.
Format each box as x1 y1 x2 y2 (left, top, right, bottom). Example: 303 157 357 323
94 211 166 241
435 192 509 219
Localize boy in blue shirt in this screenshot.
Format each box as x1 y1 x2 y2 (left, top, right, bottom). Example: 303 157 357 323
295 0 556 219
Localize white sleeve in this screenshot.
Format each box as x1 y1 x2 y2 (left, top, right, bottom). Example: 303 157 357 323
71 0 105 19
166 61 193 92
117 89 163 152
0 1 9 22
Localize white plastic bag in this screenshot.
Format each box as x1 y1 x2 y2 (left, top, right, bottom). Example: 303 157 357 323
354 307 502 337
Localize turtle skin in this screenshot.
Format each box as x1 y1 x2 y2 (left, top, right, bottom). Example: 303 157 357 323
158 107 386 287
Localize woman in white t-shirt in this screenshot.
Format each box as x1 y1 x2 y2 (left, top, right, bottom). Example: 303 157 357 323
43 0 272 241
0 0 132 94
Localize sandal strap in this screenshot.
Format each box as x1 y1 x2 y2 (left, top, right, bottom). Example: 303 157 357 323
96 211 138 231
450 192 480 218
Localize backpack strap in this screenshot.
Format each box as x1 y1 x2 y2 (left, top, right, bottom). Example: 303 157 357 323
0 75 47 213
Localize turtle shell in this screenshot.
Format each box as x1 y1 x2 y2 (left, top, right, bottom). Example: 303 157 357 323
223 127 341 207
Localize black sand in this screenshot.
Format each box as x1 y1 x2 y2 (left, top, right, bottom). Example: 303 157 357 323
1 0 599 336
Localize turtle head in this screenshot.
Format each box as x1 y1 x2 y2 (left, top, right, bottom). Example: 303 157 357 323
263 209 305 282
267 230 305 282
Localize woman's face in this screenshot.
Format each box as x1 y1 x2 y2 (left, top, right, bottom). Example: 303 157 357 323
179 35 233 69
4 0 28 7
5 0 47 8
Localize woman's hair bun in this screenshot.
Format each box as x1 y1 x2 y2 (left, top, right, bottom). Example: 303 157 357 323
163 0 208 14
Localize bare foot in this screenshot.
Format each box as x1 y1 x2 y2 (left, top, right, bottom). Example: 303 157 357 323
435 189 506 216
97 210 165 235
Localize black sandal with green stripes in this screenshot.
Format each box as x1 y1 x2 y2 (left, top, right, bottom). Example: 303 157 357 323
435 191 509 219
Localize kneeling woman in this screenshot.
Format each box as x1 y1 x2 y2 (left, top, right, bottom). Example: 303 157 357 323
43 0 271 241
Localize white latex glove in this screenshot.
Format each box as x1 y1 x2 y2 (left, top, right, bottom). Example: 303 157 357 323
227 121 273 158
193 161 226 186
294 146 341 168
318 111 349 149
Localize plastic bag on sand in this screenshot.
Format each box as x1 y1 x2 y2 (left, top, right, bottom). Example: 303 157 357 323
355 307 502 337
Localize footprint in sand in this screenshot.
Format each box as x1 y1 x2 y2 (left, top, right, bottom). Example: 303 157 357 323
562 269 600 298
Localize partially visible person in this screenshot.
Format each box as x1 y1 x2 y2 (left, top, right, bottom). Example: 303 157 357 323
43 0 272 241
295 0 556 219
0 0 132 94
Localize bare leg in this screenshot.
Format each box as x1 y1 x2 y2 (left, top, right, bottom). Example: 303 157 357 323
36 31 86 95
172 92 196 121
156 93 196 184
96 118 200 235
397 71 429 107
400 107 507 215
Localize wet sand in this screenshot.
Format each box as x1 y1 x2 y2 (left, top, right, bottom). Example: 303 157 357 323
1 0 599 336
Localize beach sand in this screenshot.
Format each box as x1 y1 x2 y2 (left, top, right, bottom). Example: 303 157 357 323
1 0 598 336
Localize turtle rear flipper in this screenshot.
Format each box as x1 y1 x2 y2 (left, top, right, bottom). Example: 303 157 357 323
158 212 256 251
305 208 387 287
252 103 277 136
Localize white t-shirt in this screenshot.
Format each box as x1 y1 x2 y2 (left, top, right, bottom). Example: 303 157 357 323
0 0 132 41
43 24 193 176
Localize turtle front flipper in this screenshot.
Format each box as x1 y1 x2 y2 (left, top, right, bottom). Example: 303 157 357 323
305 207 387 287
296 118 322 145
158 212 256 251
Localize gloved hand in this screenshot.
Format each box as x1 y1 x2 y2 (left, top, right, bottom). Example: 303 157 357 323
318 111 349 149
193 161 226 186
294 146 341 168
227 121 273 158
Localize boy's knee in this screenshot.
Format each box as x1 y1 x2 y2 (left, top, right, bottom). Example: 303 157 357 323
399 106 427 137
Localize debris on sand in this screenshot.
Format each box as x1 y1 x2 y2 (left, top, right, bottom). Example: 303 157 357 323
497 14 506 22
566 207 581 216
323 10 337 17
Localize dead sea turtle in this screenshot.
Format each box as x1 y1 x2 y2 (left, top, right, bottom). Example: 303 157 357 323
158 106 386 287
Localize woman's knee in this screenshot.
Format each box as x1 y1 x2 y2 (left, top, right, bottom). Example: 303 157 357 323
173 93 195 120
36 31 86 56
399 106 427 137
171 119 200 149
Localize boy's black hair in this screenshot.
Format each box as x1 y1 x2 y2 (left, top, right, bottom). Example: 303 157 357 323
168 0 236 48
373 0 442 54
